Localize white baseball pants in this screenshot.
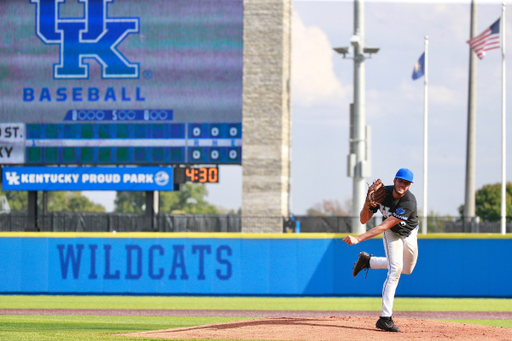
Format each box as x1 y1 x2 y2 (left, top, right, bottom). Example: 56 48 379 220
369 227 418 317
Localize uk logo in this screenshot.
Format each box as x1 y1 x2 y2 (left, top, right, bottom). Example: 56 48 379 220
5 172 20 186
31 0 140 79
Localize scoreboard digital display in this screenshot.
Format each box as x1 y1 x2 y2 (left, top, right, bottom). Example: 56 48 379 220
174 167 219 184
0 0 243 166
20 122 241 165
185 167 219 183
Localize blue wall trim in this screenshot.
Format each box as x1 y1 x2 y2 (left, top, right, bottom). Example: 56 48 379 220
0 237 510 297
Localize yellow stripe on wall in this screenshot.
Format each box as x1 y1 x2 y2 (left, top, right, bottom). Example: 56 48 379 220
0 232 345 239
0 232 509 239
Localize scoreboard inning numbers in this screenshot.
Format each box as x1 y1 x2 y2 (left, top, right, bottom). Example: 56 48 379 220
5 122 242 165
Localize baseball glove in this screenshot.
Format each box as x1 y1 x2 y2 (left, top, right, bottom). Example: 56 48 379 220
365 179 386 207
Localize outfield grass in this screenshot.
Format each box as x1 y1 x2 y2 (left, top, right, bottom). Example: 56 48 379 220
0 315 248 341
0 296 511 340
1 295 511 312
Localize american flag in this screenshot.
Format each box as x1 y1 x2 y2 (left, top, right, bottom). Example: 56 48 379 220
467 18 501 59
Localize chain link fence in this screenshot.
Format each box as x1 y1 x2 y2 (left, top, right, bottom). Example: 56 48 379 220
288 215 381 233
0 213 510 233
0 212 243 233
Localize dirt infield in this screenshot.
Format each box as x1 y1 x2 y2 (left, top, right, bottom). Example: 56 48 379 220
2 309 511 340
119 316 512 340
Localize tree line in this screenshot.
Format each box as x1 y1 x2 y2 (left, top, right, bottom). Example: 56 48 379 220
1 182 509 218
0 184 228 214
307 182 512 221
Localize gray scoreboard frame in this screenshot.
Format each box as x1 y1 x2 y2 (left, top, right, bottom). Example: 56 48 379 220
0 0 244 167
0 0 293 233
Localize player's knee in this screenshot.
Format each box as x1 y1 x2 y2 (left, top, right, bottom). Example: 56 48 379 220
402 263 417 275
388 266 402 280
390 264 402 274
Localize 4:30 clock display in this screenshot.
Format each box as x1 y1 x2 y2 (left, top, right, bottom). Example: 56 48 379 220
184 167 219 183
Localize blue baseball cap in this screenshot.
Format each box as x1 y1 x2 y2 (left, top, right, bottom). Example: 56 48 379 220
395 168 414 183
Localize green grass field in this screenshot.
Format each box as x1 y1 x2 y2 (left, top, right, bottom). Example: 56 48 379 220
2 295 511 312
0 296 511 341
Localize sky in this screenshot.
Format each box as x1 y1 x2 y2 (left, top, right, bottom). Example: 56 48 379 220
84 0 512 217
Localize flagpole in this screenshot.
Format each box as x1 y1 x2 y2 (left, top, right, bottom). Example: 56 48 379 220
501 3 507 235
464 0 477 231
422 36 429 235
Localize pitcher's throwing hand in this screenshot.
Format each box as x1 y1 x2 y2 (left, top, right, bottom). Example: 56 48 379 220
342 235 359 245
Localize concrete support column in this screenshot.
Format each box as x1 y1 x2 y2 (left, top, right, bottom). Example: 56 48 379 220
241 0 292 233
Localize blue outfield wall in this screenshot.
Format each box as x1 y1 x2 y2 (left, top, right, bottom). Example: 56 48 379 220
0 233 511 297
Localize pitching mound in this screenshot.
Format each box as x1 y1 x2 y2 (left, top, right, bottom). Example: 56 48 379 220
119 316 512 340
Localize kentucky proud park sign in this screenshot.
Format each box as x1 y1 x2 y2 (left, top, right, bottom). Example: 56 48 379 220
2 166 173 191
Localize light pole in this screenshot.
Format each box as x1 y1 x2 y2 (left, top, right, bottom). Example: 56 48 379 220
334 0 379 234
464 0 477 230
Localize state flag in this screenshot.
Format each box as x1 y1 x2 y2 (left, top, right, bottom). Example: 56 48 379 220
412 52 425 80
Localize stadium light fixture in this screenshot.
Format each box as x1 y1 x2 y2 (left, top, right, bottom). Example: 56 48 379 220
363 47 380 58
333 47 350 58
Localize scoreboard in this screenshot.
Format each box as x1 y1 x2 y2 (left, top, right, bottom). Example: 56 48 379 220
0 0 243 167
19 122 241 165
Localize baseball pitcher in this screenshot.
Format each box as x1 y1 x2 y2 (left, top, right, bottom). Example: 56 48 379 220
342 168 419 332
